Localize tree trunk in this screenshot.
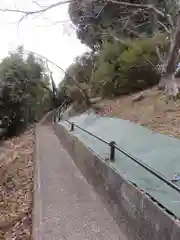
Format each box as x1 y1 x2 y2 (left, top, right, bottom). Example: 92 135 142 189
81 90 91 107
159 15 180 95
148 0 158 35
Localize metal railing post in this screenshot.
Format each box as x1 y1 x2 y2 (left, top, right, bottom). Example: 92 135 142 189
70 122 74 131
53 110 56 123
58 110 61 121
109 141 116 162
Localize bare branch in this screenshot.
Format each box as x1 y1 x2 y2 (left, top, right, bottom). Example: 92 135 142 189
125 28 142 38
0 0 165 22
108 0 165 18
45 61 53 82
134 21 150 29
45 61 58 99
95 3 108 19
157 20 170 34
155 46 164 64
0 0 74 16
32 0 50 8
108 0 150 9
120 9 142 31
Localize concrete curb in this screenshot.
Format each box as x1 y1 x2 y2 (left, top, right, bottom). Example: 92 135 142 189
32 126 43 240
54 123 180 240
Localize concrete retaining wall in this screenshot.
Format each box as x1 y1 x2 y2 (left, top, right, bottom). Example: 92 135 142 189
54 123 180 240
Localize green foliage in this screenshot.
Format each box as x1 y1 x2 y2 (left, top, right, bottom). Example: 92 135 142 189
93 38 161 97
63 51 93 85
0 47 51 136
60 36 168 101
117 38 160 89
59 51 94 103
66 0 177 104
69 0 173 50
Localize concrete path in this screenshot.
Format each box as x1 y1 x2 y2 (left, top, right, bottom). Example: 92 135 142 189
33 125 127 240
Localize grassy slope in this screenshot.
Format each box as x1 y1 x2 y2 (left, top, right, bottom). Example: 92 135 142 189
97 87 180 138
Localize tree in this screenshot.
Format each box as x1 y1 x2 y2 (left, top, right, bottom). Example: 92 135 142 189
59 51 94 103
0 47 51 136
69 0 180 96
23 50 91 107
0 0 180 97
92 37 161 97
45 61 59 108
68 0 172 48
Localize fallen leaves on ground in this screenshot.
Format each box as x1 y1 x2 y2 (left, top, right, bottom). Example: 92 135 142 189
96 87 180 138
0 129 34 239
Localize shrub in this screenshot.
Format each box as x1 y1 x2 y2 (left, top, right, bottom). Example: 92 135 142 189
93 36 167 98
116 38 160 93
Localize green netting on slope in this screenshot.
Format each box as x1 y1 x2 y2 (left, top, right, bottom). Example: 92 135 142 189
60 113 180 218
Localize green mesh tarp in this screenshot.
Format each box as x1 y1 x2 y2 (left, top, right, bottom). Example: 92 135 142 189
60 113 180 218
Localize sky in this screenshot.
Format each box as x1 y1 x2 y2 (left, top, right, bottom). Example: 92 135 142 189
0 0 88 85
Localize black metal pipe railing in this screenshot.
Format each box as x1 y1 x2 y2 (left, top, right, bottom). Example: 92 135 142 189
66 120 109 145
64 119 180 194
114 145 180 194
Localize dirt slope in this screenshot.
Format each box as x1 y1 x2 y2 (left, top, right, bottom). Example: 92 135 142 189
97 87 180 138
0 129 34 239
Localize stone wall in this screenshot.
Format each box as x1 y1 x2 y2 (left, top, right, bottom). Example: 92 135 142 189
54 123 180 240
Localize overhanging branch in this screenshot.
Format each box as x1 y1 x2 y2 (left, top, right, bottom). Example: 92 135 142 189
157 21 170 34
108 0 165 18
0 0 74 16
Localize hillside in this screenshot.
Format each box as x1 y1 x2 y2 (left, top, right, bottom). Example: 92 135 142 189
0 129 34 239
96 87 180 138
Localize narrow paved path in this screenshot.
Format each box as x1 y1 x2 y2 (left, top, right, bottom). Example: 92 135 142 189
33 125 127 240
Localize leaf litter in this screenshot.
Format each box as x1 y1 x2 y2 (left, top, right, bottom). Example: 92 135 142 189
0 128 34 239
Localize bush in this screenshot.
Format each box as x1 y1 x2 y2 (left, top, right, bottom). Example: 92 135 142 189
0 48 51 137
92 40 127 97
93 37 166 98
116 38 160 93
